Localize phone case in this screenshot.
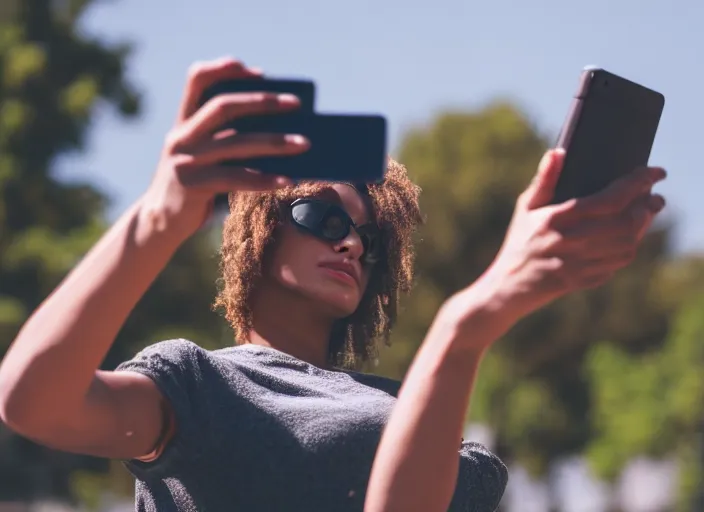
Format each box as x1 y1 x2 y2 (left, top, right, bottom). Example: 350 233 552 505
552 67 665 204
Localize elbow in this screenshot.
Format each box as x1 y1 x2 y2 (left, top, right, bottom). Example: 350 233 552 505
0 349 29 431
0 372 62 440
0 377 35 436
0 349 63 437
0 368 17 425
0 389 67 443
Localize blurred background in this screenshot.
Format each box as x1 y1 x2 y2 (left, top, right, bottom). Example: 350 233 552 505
0 0 702 510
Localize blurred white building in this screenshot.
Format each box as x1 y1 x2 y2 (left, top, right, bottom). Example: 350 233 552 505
464 423 679 512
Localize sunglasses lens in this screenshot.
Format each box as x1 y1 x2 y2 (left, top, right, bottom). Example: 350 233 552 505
320 213 348 240
292 201 350 241
291 202 325 227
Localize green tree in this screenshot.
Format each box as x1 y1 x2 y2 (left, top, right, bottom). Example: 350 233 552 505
585 257 704 510
0 0 226 505
375 102 673 477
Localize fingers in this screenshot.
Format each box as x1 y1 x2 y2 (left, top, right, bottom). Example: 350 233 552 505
178 57 262 123
170 132 309 193
187 132 310 164
565 166 667 218
637 194 665 238
161 57 311 198
506 161 668 301
519 148 566 210
559 193 664 254
173 92 301 147
178 165 293 193
536 192 665 295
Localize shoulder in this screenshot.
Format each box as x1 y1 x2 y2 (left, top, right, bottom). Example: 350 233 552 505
453 441 508 511
115 339 213 418
117 339 205 368
116 340 218 476
115 339 214 383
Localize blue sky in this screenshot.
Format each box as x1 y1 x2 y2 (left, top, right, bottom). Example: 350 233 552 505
61 0 703 254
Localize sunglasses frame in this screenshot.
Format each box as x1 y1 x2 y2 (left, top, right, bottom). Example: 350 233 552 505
289 198 383 265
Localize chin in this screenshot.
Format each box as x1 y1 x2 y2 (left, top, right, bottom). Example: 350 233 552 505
318 293 361 318
306 286 361 319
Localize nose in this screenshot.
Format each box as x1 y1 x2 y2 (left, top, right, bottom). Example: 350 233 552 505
334 228 365 261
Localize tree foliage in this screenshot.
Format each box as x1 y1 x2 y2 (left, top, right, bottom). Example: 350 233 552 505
0 0 226 504
585 258 704 510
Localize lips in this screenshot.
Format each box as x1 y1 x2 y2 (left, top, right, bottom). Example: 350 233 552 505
318 260 361 288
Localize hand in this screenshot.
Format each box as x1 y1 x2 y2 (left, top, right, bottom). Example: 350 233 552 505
485 148 666 318
138 57 309 242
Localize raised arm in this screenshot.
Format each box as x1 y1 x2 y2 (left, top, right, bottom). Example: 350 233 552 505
0 57 308 459
365 150 667 511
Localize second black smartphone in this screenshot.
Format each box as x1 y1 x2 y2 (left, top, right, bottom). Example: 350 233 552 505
234 113 388 182
552 67 665 204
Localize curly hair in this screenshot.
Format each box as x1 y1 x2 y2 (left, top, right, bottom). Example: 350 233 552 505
214 157 423 369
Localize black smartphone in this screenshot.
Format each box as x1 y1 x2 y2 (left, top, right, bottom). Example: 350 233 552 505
552 67 665 204
199 77 316 114
198 78 316 210
234 113 387 182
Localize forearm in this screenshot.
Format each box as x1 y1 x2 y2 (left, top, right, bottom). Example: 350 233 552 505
0 197 185 428
365 278 519 512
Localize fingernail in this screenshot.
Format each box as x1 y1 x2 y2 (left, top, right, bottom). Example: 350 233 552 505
275 176 293 188
554 147 566 156
537 151 552 172
285 134 307 145
650 167 667 182
248 67 264 75
278 94 299 105
648 195 665 212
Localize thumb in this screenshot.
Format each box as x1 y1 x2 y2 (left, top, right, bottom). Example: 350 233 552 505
521 148 565 210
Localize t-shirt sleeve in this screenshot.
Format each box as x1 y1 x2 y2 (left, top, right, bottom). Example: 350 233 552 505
450 441 508 512
115 338 204 479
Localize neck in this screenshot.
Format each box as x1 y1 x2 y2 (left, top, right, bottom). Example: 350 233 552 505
248 282 334 368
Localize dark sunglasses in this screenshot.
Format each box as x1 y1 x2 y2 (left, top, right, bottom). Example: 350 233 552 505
289 199 383 265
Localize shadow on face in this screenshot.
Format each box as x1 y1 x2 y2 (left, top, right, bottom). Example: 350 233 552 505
262 183 377 320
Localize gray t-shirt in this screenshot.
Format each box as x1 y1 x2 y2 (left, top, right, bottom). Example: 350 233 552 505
116 339 507 511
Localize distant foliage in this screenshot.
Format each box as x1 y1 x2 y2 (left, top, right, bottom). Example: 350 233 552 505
0 0 228 503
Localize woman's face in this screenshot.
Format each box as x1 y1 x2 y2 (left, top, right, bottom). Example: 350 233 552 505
265 183 376 319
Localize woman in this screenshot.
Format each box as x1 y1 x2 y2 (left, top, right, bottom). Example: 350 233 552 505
0 58 665 512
